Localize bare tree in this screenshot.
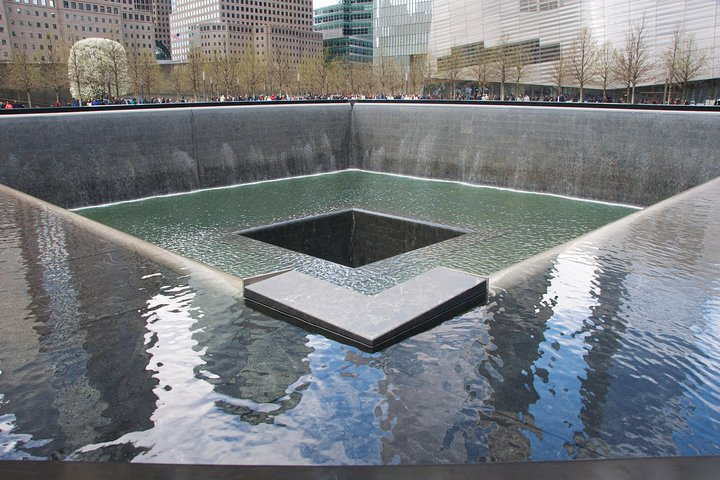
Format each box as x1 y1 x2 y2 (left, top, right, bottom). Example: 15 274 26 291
421 53 437 96
672 30 709 103
40 40 69 104
594 41 615 100
661 27 682 103
354 62 376 97
8 51 40 107
297 54 316 95
376 57 401 97
139 54 161 99
239 45 266 98
493 34 513 100
0 62 8 91
267 48 292 96
298 51 334 96
127 48 153 100
326 57 344 96
510 44 532 98
548 49 570 100
568 27 598 101
442 48 462 99
168 64 186 100
185 45 205 100
67 43 88 104
471 56 492 98
209 49 238 97
612 17 654 103
407 56 427 97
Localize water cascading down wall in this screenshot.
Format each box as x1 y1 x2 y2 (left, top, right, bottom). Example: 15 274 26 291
1 102 719 209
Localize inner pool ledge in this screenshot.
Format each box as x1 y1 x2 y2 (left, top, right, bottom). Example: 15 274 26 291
244 267 488 352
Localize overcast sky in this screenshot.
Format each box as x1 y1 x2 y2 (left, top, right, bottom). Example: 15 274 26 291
313 0 339 9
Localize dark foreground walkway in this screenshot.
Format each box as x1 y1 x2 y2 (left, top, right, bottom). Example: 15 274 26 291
2 456 719 480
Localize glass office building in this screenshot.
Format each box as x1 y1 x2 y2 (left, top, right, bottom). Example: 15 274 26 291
372 0 720 97
373 0 432 67
314 0 373 63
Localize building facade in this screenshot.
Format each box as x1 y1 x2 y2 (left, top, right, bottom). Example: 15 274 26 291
0 0 156 61
169 0 321 65
430 0 720 96
314 0 372 63
369 0 720 98
373 0 431 68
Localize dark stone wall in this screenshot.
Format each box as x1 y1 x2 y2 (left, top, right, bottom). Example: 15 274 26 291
1 102 719 209
0 109 199 209
0 103 352 208
351 103 720 206
239 209 466 268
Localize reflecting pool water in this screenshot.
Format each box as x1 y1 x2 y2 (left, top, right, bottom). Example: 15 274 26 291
3 173 719 464
77 170 635 293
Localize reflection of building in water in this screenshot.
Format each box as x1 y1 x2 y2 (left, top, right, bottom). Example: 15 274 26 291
578 194 720 457
480 278 553 462
194 304 313 421
0 192 158 460
0 199 56 459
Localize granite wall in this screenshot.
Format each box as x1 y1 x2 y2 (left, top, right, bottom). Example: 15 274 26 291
351 103 720 206
1 102 718 209
0 103 352 208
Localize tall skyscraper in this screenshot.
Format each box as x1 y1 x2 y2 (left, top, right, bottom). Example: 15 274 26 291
169 0 322 64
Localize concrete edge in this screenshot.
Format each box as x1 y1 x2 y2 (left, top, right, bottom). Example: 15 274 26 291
0 183 245 297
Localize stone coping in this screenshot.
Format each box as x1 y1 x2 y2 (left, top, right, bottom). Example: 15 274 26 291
244 267 487 351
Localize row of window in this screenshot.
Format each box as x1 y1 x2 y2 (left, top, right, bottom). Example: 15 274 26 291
9 19 58 28
62 1 117 15
65 13 120 24
9 24 58 34
12 0 56 7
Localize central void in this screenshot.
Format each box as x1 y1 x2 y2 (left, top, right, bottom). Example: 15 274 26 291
238 209 469 268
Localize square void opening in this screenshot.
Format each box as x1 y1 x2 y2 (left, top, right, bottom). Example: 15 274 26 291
237 209 469 268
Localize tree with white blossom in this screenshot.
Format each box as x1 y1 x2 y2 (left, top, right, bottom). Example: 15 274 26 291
67 38 130 102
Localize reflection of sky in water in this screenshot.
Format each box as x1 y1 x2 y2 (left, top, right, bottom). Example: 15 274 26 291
524 247 600 460
74 281 390 464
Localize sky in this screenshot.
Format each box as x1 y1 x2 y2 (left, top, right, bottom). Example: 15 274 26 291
313 0 340 9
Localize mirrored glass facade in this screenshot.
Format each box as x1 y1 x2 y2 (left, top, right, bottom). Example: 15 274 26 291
373 0 432 67
430 0 720 89
314 0 373 63
373 0 720 91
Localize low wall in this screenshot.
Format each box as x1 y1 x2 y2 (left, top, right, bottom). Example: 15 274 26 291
352 103 720 206
1 101 718 208
0 103 352 208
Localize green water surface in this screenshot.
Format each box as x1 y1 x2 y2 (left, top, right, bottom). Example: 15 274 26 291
78 170 636 293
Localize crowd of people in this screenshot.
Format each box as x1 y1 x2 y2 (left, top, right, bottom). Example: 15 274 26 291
2 92 715 108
